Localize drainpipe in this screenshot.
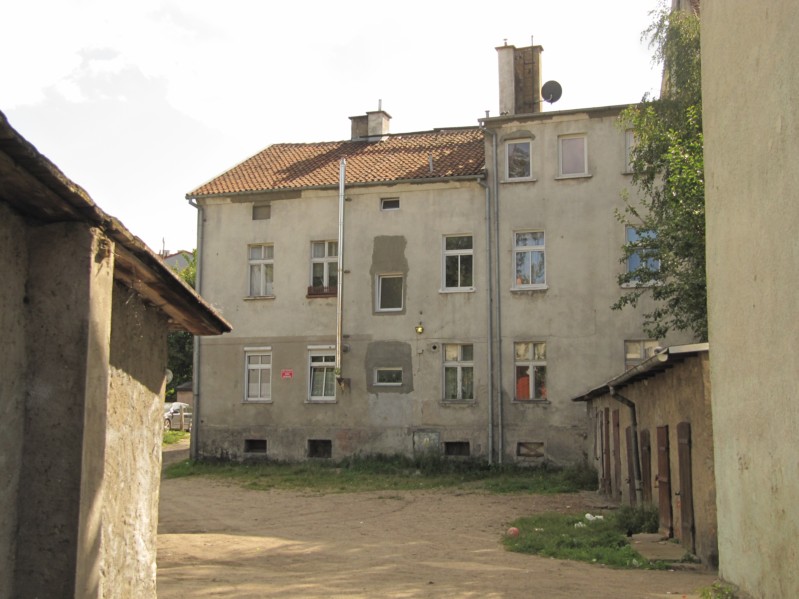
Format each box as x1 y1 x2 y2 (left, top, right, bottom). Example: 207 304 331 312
335 159 346 382
188 198 203 461
479 178 494 465
490 129 504 463
608 386 643 505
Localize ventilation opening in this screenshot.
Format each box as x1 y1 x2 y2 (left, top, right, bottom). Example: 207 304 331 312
516 441 545 458
244 439 267 454
443 441 470 457
308 439 332 459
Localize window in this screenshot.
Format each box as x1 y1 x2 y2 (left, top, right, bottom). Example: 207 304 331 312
513 231 545 288
244 439 267 453
248 244 274 297
308 439 332 458
252 203 271 220
558 134 587 176
374 368 403 386
625 226 660 275
381 197 400 211
514 342 547 401
376 274 404 311
310 241 338 295
443 235 473 290
443 344 474 401
444 441 470 457
308 349 336 401
244 348 272 402
625 129 636 173
506 140 532 179
625 339 660 370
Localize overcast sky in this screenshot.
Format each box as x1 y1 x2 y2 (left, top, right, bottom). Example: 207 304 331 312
2 0 664 254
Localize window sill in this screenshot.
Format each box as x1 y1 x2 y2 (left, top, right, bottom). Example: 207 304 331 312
243 399 273 404
306 399 337 404
511 284 548 293
621 281 659 289
513 399 551 405
622 170 634 176
555 173 592 180
244 295 275 301
439 287 476 294
441 399 477 406
502 177 537 184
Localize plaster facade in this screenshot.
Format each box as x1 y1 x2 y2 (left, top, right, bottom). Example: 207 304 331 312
702 1 799 596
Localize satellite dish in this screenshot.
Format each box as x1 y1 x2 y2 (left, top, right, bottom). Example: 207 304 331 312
541 80 563 104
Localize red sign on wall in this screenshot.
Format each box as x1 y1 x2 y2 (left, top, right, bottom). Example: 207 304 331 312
281 369 294 380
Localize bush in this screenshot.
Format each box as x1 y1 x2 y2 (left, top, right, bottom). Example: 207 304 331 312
614 505 659 536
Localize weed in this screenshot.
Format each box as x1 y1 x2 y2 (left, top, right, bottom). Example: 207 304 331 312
162 430 190 445
613 504 659 535
699 581 737 599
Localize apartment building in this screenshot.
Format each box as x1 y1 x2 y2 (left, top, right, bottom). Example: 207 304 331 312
187 44 685 463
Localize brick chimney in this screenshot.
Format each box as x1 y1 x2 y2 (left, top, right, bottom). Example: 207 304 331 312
350 105 391 141
496 42 544 115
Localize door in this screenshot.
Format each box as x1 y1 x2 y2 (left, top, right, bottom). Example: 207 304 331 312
625 426 636 506
602 408 612 495
656 425 673 537
612 410 622 500
639 429 653 504
677 422 695 554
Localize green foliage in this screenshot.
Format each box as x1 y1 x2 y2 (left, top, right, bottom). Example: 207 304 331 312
503 513 669 569
163 430 190 445
166 250 196 399
699 581 737 599
163 454 597 494
615 5 707 341
614 505 659 535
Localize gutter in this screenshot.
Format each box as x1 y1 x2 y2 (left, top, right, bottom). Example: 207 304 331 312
608 387 643 505
335 159 346 386
479 177 494 465
188 198 203 461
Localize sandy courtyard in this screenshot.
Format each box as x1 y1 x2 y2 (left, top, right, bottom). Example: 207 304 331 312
157 448 717 598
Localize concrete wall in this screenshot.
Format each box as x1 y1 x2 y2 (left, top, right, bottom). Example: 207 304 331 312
703 1 799 596
2 215 166 598
0 202 27 599
582 352 717 566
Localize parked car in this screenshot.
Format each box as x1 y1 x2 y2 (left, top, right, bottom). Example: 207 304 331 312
164 402 192 431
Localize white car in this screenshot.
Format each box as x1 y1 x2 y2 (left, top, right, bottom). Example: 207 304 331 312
163 402 192 431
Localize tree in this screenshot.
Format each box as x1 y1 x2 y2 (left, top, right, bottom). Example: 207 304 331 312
614 5 706 341
166 251 196 400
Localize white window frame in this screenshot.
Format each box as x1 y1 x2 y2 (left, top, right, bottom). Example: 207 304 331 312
244 347 272 403
443 343 474 401
442 234 474 292
376 273 404 312
381 197 400 211
624 226 660 282
558 134 588 178
624 339 660 370
374 367 403 386
514 341 547 401
248 244 274 297
625 129 636 174
512 231 546 290
505 139 533 181
310 240 338 290
308 346 336 402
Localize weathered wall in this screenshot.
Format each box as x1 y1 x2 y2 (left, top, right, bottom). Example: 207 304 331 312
703 1 799 596
583 353 717 565
0 203 27 599
101 280 167 598
14 222 114 598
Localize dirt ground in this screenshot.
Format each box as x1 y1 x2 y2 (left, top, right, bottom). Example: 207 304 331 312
157 443 718 598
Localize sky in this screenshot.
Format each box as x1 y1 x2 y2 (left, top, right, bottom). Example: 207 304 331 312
2 0 664 254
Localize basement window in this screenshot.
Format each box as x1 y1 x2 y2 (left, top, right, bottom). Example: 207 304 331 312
443 441 470 457
516 441 545 458
308 439 332 459
244 439 267 454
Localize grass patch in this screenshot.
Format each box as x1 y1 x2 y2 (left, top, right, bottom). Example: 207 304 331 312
162 453 598 494
162 430 190 445
699 582 737 599
503 512 670 569
614 504 659 535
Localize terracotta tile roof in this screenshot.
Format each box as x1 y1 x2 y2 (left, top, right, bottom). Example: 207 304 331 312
188 128 485 198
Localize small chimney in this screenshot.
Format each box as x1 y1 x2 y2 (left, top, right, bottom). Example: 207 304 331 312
497 42 543 115
350 105 392 141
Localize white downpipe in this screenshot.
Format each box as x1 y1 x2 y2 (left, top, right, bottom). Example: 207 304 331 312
335 158 346 374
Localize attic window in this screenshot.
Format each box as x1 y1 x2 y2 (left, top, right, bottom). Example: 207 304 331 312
253 203 271 220
381 198 400 211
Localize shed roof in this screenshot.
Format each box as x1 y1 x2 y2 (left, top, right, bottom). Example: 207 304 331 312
0 111 230 336
187 127 485 198
572 343 709 402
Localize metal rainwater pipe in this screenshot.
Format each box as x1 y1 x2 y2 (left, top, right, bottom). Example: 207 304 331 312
187 197 203 461
335 158 346 376
479 178 494 465
490 128 504 463
609 386 643 505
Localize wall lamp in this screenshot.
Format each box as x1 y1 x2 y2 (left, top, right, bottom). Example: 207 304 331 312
415 322 424 335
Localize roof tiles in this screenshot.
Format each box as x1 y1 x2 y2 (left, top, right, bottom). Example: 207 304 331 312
188 128 485 198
